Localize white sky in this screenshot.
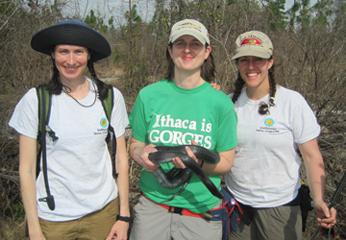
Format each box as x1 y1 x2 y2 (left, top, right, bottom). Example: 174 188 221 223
62 0 155 26
61 0 317 26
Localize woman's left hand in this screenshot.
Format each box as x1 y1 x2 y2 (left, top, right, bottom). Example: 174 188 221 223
106 220 129 240
314 199 337 229
172 142 201 169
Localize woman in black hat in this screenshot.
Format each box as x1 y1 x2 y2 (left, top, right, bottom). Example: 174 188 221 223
9 19 129 239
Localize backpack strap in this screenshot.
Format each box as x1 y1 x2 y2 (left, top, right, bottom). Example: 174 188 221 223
101 86 118 178
36 85 55 211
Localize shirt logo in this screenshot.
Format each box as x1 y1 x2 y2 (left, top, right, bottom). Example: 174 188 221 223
264 117 275 127
100 117 109 129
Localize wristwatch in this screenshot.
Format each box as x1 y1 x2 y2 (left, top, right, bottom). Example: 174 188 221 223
116 215 131 223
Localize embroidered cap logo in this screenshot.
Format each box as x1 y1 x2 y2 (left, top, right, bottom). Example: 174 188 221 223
241 38 262 46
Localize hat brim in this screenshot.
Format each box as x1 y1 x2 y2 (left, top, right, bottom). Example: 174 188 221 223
31 22 111 61
169 29 210 45
231 48 271 60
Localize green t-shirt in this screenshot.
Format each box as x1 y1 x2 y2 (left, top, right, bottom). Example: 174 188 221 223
130 80 237 213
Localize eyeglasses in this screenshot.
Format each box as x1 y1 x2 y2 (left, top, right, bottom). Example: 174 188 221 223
172 40 204 51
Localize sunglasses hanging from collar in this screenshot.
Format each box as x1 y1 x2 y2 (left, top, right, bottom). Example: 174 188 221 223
258 97 275 115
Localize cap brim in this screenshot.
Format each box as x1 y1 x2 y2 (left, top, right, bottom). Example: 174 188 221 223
231 49 271 60
169 29 209 45
31 23 111 61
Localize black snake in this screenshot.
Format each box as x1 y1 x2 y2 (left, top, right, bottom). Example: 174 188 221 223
148 145 223 199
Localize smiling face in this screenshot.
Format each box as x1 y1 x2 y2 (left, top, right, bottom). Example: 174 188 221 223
168 35 211 75
237 56 273 92
53 44 89 83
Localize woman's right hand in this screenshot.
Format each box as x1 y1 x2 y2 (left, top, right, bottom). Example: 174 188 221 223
29 230 46 240
130 138 158 172
139 144 158 171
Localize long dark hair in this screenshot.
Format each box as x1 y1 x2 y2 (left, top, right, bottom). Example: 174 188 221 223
232 60 276 108
165 43 215 83
47 56 110 101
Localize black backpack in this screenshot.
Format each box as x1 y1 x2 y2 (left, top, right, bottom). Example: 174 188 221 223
35 85 117 210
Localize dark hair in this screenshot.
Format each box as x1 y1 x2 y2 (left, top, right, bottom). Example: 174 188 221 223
232 60 276 114
47 57 110 100
165 43 215 83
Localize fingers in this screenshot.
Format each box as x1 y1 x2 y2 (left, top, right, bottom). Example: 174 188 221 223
185 146 200 164
141 144 158 171
106 222 128 240
211 82 221 90
172 157 186 169
316 205 337 229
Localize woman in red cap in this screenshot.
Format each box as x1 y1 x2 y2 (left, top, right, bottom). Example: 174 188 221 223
224 30 337 240
9 19 130 240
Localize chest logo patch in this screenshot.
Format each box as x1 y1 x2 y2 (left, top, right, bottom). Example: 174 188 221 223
100 117 109 129
264 117 275 127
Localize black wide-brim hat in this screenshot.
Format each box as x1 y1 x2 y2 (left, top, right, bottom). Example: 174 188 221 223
31 19 111 62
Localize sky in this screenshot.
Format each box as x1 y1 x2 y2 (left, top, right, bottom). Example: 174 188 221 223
62 0 155 25
61 0 318 26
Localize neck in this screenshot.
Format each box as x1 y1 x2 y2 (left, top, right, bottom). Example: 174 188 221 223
173 70 205 89
246 78 270 100
61 77 91 100
61 76 87 93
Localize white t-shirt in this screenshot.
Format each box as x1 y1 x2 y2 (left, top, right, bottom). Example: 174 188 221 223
9 81 129 221
225 86 320 208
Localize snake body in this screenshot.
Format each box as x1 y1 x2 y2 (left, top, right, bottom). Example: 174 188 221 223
148 145 223 199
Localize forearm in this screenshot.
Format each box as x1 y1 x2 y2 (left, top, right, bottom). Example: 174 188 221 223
129 139 145 166
202 148 235 175
115 136 130 217
300 139 326 202
304 155 325 202
19 135 43 236
20 170 42 234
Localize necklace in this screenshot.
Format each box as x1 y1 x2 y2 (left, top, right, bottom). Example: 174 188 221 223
63 81 98 108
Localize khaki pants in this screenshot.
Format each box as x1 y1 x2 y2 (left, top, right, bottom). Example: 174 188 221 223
130 196 222 240
230 205 302 240
39 198 119 240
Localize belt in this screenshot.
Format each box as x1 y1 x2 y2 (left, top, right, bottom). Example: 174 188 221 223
144 195 218 220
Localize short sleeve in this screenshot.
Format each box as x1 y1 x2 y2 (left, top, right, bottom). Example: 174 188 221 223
8 88 39 139
129 94 147 143
215 107 238 152
110 88 129 137
291 93 320 144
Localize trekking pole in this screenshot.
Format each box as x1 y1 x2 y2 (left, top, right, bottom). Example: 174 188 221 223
311 172 346 240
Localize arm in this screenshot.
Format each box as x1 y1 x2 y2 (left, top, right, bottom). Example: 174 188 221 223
19 135 45 240
106 135 129 240
203 148 235 175
298 139 337 229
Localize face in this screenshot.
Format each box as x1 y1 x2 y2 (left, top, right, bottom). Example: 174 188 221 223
168 35 211 74
53 44 89 82
236 56 273 90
